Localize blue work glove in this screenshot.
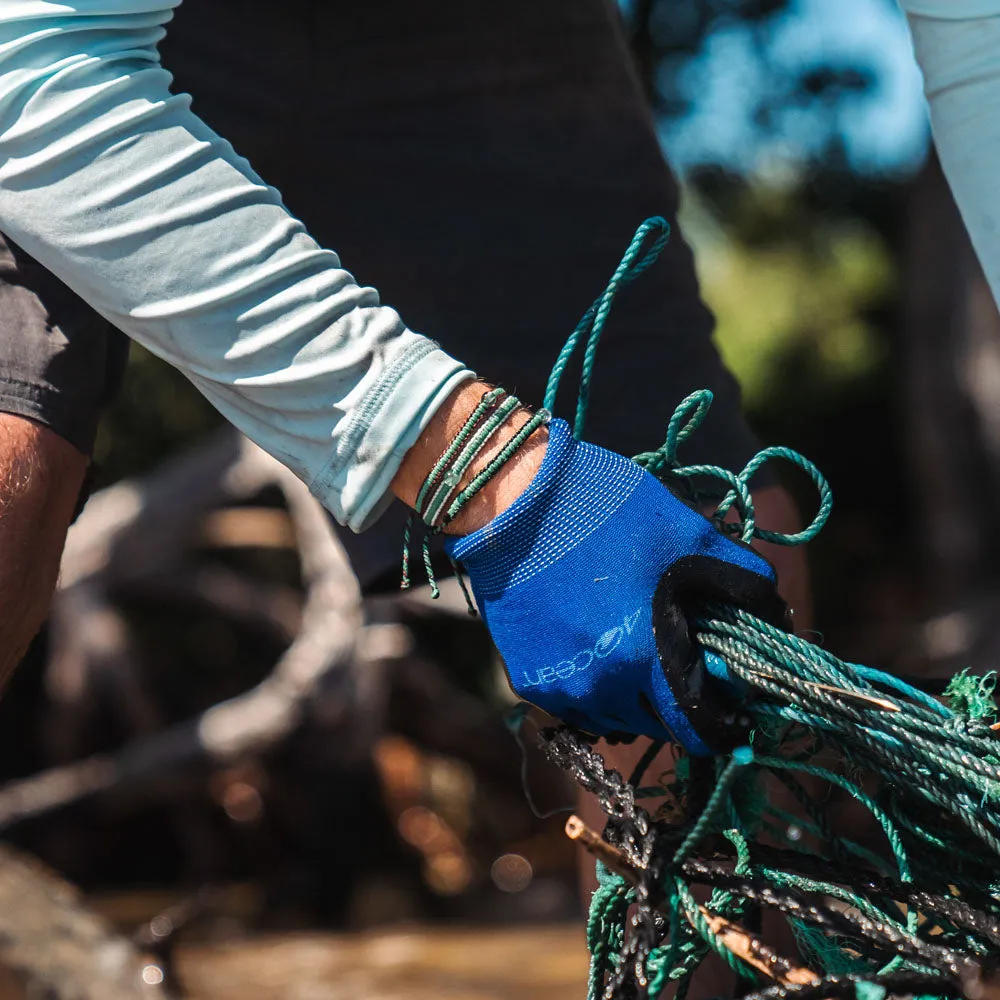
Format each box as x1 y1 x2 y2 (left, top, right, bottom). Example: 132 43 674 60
445 419 786 754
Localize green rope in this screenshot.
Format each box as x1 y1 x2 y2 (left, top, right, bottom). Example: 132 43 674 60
544 216 670 439
587 862 631 1000
672 747 755 866
531 218 1000 999
944 669 999 724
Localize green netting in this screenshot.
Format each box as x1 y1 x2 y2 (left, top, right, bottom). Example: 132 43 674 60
531 218 1000 1000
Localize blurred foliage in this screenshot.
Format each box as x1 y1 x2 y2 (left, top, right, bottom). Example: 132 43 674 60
681 169 918 658
623 0 791 116
613 0 930 654
624 0 884 175
682 181 892 407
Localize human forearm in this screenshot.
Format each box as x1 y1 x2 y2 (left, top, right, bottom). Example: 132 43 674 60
391 380 549 535
0 417 86 688
0 2 469 530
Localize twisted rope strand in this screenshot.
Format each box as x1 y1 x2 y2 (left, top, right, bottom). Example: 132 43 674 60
532 218 1000 998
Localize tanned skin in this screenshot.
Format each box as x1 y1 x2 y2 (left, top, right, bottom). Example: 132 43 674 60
392 379 548 535
0 414 87 688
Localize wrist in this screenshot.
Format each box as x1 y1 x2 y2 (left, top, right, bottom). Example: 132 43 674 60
391 380 549 535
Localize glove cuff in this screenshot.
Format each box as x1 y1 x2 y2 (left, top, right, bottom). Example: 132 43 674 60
446 419 644 599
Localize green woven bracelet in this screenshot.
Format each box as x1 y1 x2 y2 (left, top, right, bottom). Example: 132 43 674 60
420 394 521 528
413 386 506 518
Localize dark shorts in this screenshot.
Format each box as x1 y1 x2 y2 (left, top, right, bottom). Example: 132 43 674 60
0 0 766 584
0 235 129 457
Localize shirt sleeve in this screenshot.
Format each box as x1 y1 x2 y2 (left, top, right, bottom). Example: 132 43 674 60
901 1 1000 309
0 1 473 531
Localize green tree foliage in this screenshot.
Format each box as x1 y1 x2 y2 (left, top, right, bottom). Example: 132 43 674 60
619 0 931 658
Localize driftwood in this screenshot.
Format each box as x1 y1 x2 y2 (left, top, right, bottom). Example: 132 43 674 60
0 426 547 898
0 431 370 829
0 844 164 1000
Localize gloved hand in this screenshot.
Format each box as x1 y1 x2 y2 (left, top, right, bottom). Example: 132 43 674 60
445 418 787 754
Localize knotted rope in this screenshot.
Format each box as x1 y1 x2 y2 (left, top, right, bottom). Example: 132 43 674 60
539 217 1000 1000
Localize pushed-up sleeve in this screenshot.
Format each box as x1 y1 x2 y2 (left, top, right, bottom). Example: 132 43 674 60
0 1 472 530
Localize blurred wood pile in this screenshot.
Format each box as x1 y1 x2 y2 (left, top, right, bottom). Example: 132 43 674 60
0 428 576 928
0 845 162 1000
0 840 587 1000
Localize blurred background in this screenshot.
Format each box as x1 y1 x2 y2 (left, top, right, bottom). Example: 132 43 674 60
3 1 998 998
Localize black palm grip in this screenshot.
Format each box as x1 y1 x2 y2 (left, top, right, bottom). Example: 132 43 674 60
651 554 788 751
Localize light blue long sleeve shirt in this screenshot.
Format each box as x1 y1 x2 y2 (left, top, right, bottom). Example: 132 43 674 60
0 1 472 531
901 2 1000 308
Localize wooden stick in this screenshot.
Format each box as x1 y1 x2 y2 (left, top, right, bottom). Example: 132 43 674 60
565 814 639 883
566 815 819 986
741 663 900 713
800 681 901 714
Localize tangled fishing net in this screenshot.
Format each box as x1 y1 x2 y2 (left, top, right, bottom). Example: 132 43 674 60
533 218 1000 1000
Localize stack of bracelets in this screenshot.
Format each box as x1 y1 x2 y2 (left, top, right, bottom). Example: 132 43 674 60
400 384 550 602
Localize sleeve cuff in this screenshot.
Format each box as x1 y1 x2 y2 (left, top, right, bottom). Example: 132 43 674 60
308 337 473 531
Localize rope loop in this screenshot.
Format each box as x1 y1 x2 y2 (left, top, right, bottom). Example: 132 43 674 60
667 389 715 454
736 446 834 546
637 407 833 547
634 390 716 477
544 216 671 438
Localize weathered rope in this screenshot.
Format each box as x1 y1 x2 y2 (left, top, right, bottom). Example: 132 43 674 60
536 218 1000 999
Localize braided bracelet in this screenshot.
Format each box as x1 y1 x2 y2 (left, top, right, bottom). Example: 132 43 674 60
401 384 550 602
417 388 520 528
439 406 550 528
